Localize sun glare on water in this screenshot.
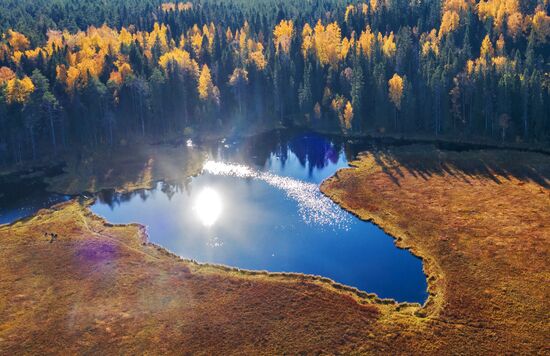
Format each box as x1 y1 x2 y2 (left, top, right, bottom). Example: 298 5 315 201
202 161 351 229
194 187 223 227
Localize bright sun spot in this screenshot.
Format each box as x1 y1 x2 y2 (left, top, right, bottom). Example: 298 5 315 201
194 187 223 227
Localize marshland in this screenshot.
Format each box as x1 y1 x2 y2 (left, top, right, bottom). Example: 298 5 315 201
1 0 549 354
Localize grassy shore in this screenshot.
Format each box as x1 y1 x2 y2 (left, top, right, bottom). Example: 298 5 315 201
1 144 548 354
0 201 418 354
321 144 549 353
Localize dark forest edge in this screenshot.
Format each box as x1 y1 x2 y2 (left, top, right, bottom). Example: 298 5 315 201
0 0 549 167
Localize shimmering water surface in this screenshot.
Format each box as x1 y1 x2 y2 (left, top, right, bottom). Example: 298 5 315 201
91 132 428 303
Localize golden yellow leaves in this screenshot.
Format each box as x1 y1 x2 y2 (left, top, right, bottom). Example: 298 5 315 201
465 34 515 74
343 101 354 130
341 37 353 60
381 32 396 58
5 76 34 104
55 65 81 92
345 5 356 23
161 2 193 12
198 64 213 100
358 26 375 58
443 0 473 13
198 64 220 105
109 61 134 86
301 23 314 58
24 48 43 61
0 67 16 83
5 30 30 64
331 95 353 131
12 51 23 65
311 20 342 66
475 0 533 40
191 30 204 57
439 0 474 38
119 27 133 46
301 19 396 65
225 24 266 71
496 34 506 55
370 0 379 13
480 35 494 58
273 20 294 54
421 29 439 57
388 74 404 110
148 23 170 53
440 10 460 38
188 23 216 57
477 0 520 30
331 95 344 116
158 48 199 76
506 12 524 39
491 56 514 73
1 58 34 104
248 41 267 70
7 30 30 51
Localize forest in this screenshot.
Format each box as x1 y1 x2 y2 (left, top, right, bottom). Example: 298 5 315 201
0 0 549 164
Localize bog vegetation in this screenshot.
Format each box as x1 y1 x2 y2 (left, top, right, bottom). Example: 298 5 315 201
0 0 549 163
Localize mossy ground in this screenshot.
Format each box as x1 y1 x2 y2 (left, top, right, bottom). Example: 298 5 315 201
1 144 548 354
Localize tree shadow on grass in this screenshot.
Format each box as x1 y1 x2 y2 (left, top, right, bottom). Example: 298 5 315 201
359 144 550 189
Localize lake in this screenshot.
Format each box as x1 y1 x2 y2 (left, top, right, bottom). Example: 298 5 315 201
90 131 428 303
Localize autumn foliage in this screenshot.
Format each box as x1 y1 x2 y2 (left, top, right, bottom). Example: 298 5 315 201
0 0 548 163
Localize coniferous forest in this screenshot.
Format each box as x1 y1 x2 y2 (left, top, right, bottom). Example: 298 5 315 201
0 0 549 164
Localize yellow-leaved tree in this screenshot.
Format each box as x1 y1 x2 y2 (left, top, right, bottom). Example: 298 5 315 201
273 20 294 54
5 76 34 104
313 21 342 67
439 10 460 38
198 64 213 100
302 23 314 58
198 64 220 107
479 35 494 66
388 74 404 110
388 73 404 130
381 32 396 58
0 66 16 83
7 30 30 51
343 101 354 131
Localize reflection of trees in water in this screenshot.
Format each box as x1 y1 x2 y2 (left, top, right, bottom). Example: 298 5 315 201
198 130 362 174
237 130 347 174
287 133 341 175
94 130 384 208
96 180 190 208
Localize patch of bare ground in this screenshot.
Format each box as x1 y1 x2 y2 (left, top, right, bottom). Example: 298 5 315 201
1 144 548 354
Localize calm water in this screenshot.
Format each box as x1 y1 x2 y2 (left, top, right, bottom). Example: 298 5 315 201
91 132 428 303
0 192 70 225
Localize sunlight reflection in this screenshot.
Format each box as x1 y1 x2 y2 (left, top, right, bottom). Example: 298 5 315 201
194 187 222 227
203 161 351 228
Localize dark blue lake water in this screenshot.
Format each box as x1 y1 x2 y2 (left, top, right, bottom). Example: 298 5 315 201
0 192 70 225
91 132 428 303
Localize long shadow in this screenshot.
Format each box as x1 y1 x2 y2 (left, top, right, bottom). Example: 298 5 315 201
360 145 550 189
